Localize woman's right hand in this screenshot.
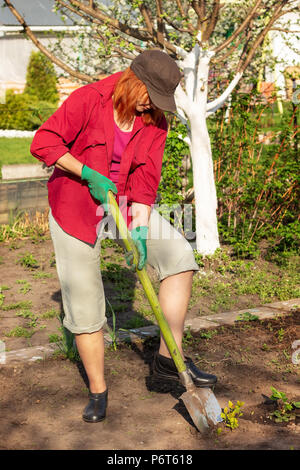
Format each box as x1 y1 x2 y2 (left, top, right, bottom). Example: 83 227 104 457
81 165 118 205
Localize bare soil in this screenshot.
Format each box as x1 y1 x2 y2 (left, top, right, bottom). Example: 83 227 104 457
0 236 300 450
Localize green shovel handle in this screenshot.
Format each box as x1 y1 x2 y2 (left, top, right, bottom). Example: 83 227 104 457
107 191 187 374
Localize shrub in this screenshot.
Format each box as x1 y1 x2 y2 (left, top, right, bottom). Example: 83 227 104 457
0 89 57 130
24 51 59 105
158 122 188 206
208 85 299 258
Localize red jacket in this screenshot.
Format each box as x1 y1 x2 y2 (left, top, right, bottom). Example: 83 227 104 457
31 72 168 245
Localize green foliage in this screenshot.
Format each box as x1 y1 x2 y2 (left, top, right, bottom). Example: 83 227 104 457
221 400 245 430
17 252 39 270
16 279 32 294
24 51 59 105
0 90 57 131
158 122 189 208
0 52 58 131
106 299 118 350
236 312 259 322
269 386 300 423
5 326 35 338
208 85 299 258
0 90 37 130
50 313 80 362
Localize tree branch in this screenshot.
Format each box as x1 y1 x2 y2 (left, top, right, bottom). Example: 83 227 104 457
206 71 243 114
213 0 263 54
212 30 247 66
56 0 151 41
162 15 193 34
238 1 289 74
174 0 197 34
202 0 221 42
270 27 300 33
138 2 155 36
155 0 165 47
3 0 94 82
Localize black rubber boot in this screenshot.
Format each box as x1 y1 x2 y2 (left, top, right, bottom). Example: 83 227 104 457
152 353 217 388
82 389 108 423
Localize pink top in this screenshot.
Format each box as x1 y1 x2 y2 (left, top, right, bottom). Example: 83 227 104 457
109 122 132 185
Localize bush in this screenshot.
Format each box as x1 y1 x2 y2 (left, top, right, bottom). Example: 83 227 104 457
24 51 59 105
208 85 299 258
0 89 57 130
158 121 189 206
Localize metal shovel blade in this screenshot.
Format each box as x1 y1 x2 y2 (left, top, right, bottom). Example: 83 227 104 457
181 386 223 434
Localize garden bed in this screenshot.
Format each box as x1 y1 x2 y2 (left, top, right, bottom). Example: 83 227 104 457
0 229 299 450
0 308 299 450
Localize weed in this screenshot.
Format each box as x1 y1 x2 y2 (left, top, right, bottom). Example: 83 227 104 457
268 387 300 423
106 299 118 351
236 312 259 322
1 300 32 311
183 327 195 347
41 308 59 319
199 329 218 340
0 285 10 307
32 271 53 279
16 310 39 328
49 253 56 267
193 250 205 267
16 279 31 294
49 333 61 343
5 326 35 338
282 350 290 361
0 210 49 242
221 400 245 430
277 328 285 343
17 252 39 269
49 325 80 362
210 281 235 313
101 238 123 252
0 285 10 291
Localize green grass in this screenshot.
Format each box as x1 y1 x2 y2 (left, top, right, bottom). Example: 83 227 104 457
0 138 34 177
191 249 300 315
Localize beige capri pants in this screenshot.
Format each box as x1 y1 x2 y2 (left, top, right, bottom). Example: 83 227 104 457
49 208 199 334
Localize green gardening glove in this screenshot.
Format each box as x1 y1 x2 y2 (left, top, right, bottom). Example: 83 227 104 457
81 165 117 206
126 226 148 271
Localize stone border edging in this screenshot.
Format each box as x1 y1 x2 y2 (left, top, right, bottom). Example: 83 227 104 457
0 130 36 138
1 298 299 365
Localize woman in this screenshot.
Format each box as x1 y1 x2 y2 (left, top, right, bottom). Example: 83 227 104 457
31 49 217 423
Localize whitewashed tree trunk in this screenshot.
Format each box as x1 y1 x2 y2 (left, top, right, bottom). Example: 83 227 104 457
174 43 243 255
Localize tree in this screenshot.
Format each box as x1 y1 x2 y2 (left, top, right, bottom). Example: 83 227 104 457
24 51 59 105
4 0 299 254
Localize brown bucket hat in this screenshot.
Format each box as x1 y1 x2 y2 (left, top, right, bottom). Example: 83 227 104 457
130 49 182 112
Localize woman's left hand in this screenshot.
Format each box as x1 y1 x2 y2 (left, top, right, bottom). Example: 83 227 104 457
127 226 148 270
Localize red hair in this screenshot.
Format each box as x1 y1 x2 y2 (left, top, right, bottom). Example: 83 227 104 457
113 67 164 127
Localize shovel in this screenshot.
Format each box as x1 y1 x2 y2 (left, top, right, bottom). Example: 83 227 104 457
107 191 222 434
